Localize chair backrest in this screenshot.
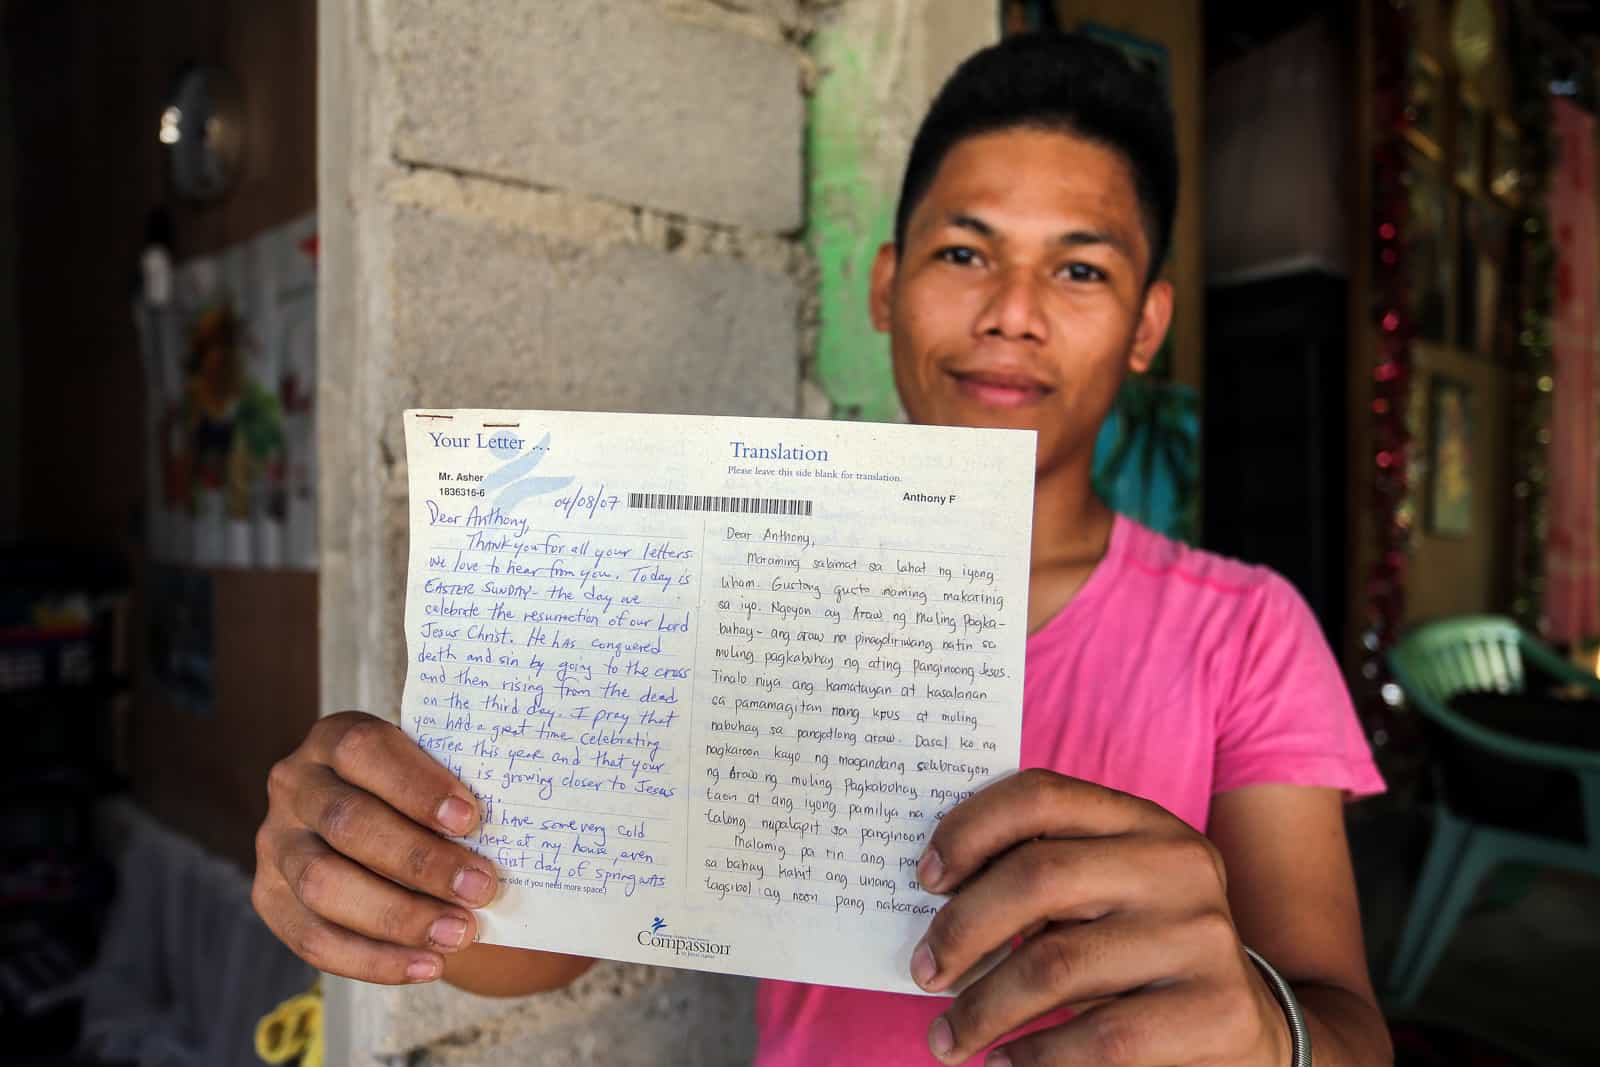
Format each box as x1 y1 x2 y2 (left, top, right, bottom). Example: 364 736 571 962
1388 615 1527 709
1389 615 1600 776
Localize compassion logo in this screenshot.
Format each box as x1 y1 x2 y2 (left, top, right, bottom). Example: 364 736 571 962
636 916 731 959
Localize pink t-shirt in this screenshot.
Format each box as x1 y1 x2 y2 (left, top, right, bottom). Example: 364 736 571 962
752 515 1385 1066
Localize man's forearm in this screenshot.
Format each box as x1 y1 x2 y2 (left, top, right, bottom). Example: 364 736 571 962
1294 982 1394 1066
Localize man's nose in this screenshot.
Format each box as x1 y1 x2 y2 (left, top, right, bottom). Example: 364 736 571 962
975 268 1048 343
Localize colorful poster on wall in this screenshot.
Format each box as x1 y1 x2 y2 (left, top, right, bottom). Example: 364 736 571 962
134 213 318 570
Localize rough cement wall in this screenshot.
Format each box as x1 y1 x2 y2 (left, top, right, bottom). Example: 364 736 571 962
318 1 990 1062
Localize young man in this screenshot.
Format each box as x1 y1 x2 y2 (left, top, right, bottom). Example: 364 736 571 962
253 33 1392 1066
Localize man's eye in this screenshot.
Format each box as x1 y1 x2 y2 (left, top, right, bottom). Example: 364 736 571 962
1062 262 1107 283
936 247 980 267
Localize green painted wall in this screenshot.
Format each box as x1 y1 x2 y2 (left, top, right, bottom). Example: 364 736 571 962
806 22 903 422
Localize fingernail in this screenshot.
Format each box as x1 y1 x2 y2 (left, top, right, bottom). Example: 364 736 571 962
986 1051 1012 1067
928 1015 954 1058
911 939 938 988
918 847 944 891
429 915 468 949
452 866 495 905
436 796 475 835
406 958 440 982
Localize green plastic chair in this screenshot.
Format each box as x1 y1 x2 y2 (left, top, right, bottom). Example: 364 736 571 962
1383 615 1600 1011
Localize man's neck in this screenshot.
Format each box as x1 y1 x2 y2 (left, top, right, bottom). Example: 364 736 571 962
1025 462 1116 633
1030 462 1114 567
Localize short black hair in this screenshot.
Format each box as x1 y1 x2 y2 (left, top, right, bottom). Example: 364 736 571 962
893 31 1178 285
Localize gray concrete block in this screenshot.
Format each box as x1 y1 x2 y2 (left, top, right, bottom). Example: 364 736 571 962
408 967 758 1066
388 0 803 232
347 202 793 1063
365 960 659 1058
383 204 800 420
693 0 802 20
672 0 806 30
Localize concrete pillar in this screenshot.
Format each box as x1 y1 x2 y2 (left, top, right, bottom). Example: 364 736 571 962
316 1 991 1061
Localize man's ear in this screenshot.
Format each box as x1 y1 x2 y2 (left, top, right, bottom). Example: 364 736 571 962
868 242 898 334
1127 278 1174 374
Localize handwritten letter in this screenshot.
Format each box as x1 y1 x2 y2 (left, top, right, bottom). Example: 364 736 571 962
402 409 1033 994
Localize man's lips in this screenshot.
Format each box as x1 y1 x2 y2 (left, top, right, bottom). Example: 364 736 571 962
948 369 1052 408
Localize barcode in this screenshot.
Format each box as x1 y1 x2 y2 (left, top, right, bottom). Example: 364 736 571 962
627 492 813 517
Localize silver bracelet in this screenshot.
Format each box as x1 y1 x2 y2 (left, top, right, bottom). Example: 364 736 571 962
1244 946 1311 1067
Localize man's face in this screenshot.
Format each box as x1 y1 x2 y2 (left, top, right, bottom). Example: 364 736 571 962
871 128 1173 477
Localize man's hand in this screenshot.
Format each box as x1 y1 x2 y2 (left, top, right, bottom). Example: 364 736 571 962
910 768 1291 1066
252 711 499 984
